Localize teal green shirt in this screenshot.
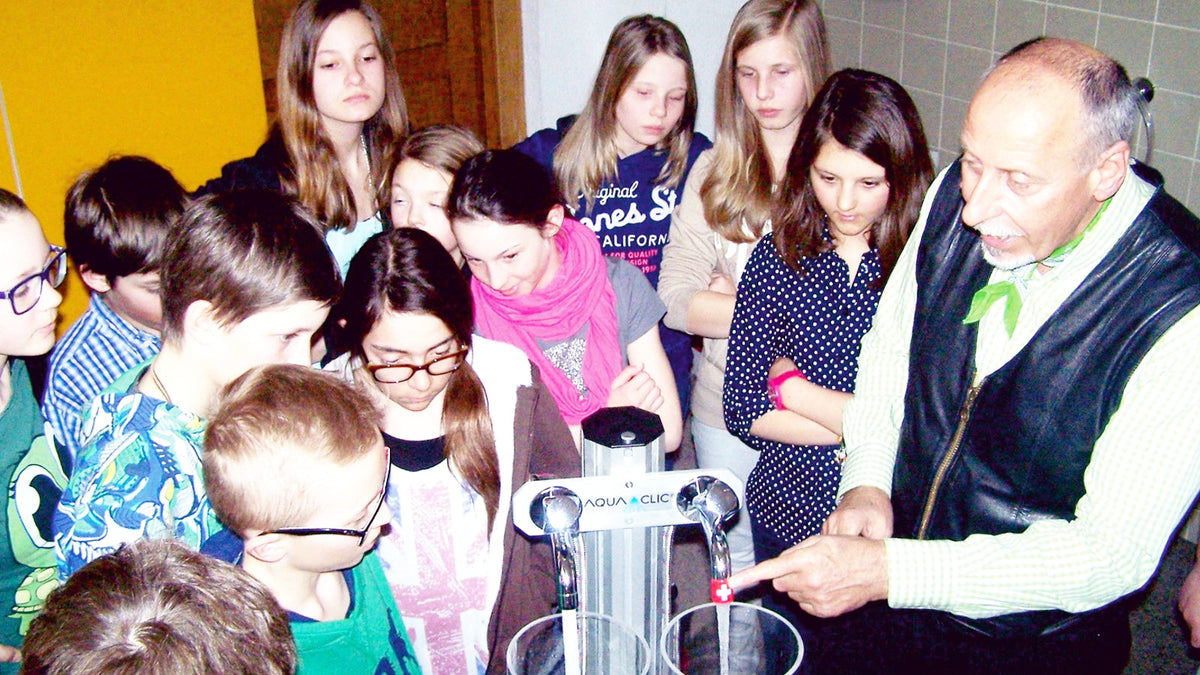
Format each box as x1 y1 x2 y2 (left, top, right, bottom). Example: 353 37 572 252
293 552 421 674
0 360 68 671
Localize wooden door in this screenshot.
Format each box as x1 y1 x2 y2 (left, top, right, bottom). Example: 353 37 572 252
251 0 524 147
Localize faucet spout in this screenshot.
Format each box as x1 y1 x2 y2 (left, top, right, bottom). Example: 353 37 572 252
703 518 732 581
549 532 579 611
531 486 583 611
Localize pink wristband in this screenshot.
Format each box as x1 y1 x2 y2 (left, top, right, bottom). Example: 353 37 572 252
767 369 805 410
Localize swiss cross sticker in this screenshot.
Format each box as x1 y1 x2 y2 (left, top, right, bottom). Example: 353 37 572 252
711 579 734 604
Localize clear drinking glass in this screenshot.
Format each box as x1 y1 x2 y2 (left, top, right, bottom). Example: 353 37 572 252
660 601 804 675
507 611 651 675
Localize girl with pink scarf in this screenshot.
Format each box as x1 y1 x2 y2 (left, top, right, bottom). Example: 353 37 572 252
448 149 682 451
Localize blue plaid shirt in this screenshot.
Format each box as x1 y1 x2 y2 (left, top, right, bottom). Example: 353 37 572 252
42 295 160 466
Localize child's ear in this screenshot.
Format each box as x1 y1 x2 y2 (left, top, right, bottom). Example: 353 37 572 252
78 266 112 294
243 532 287 564
184 300 222 345
542 204 565 238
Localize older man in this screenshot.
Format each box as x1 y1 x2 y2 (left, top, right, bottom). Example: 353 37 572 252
731 37 1200 672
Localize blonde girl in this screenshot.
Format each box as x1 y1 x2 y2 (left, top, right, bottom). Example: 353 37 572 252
517 14 704 242
657 0 829 576
388 124 485 266
201 0 409 277
514 14 710 411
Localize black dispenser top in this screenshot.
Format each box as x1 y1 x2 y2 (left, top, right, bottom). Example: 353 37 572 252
581 406 664 448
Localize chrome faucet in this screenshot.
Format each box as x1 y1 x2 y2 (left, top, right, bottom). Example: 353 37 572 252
677 476 740 588
530 486 583 611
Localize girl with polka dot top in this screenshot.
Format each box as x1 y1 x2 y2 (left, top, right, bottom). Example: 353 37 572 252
723 69 932 641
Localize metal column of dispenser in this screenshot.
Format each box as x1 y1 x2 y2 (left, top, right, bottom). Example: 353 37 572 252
579 406 671 671
510 406 744 673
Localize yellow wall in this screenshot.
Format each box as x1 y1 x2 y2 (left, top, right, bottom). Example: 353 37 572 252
0 1 268 328
0 88 15 190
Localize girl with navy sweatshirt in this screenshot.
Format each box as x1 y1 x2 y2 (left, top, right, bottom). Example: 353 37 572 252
514 14 710 413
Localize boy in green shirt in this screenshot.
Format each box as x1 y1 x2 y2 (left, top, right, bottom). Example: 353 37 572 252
204 363 421 674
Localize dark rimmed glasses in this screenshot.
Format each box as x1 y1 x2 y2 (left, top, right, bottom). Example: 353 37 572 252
365 347 468 384
265 461 391 546
1 246 67 315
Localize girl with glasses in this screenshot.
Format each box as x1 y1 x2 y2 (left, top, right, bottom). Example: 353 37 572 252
0 188 68 663
328 227 579 674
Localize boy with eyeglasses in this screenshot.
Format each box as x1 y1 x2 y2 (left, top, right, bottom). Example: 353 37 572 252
53 189 340 578
43 156 186 465
203 364 420 675
0 188 69 669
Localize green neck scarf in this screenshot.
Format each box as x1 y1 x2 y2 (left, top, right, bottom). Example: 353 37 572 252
962 198 1111 336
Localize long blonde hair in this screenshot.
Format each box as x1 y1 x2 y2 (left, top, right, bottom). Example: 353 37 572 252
277 0 409 233
553 14 698 212
701 0 829 243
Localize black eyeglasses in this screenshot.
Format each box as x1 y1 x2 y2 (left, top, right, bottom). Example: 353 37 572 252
265 461 391 546
1 246 67 315
365 348 468 384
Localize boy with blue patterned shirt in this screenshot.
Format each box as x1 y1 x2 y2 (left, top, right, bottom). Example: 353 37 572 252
53 189 340 577
42 156 185 466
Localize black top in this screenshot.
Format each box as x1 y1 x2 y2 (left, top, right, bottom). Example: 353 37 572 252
383 432 446 472
194 127 290 197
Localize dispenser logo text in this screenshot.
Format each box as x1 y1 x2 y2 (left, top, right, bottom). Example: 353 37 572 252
583 492 673 509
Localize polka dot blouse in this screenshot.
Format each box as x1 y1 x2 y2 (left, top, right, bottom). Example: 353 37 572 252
723 231 883 547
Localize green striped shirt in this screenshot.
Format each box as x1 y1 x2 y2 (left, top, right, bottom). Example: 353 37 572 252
840 166 1200 618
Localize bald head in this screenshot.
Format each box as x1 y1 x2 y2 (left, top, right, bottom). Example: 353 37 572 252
984 38 1138 166
997 37 1111 75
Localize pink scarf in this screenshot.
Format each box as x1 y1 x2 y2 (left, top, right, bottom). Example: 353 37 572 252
472 217 621 424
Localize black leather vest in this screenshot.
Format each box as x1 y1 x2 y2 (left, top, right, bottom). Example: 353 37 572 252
893 161 1200 637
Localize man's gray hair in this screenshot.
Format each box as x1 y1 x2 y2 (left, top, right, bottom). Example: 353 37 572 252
992 37 1139 165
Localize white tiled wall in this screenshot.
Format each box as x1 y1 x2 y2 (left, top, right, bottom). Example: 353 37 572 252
822 0 1200 215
